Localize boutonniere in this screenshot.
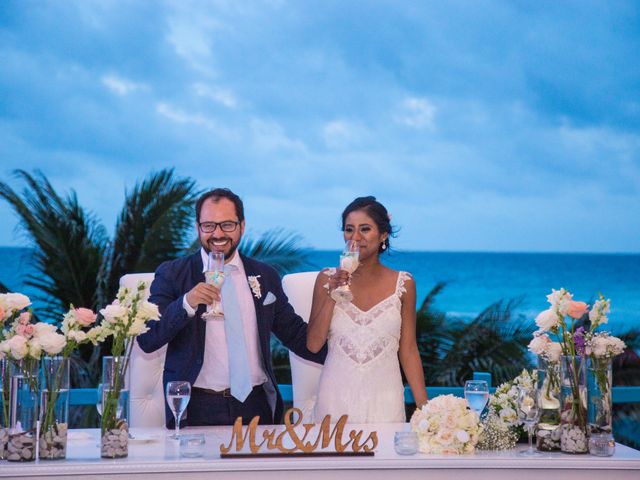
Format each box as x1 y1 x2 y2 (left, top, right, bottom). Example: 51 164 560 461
247 275 262 299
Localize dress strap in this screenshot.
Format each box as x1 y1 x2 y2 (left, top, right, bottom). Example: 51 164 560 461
395 271 412 298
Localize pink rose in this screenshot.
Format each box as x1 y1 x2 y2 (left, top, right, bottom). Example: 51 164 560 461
567 301 588 319
16 324 26 336
75 308 97 327
19 311 31 324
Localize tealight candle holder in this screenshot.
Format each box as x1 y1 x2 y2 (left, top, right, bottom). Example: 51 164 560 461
394 431 418 455
179 433 206 458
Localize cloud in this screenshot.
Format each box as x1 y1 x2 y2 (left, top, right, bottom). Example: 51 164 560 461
394 97 437 130
101 74 146 96
193 83 238 108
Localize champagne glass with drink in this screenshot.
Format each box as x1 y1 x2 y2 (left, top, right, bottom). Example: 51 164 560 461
166 381 191 439
202 251 225 321
464 380 489 417
330 240 360 304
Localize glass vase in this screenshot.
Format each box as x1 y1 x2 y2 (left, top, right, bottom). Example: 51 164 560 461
587 357 614 455
559 355 589 453
536 357 561 451
0 358 9 460
39 356 70 460
100 355 130 458
7 358 39 462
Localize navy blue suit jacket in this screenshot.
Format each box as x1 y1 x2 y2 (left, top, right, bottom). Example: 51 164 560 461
137 251 326 426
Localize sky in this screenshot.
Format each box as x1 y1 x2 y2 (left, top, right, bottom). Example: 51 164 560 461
0 0 638 253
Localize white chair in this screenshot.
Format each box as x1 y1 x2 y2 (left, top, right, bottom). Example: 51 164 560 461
119 273 167 428
282 271 322 417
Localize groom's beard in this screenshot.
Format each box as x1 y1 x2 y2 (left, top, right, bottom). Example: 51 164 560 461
202 236 240 261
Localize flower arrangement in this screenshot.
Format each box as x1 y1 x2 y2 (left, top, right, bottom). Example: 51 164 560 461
98 282 159 458
0 293 69 461
531 289 626 453
410 394 482 454
39 306 99 459
476 369 536 450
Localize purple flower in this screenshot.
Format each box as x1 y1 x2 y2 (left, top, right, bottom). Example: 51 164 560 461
574 327 586 355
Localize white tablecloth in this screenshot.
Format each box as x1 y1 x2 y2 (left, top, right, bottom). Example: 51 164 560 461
2 424 640 480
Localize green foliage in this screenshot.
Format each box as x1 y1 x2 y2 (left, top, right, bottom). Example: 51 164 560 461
240 228 312 275
0 170 107 321
417 285 535 387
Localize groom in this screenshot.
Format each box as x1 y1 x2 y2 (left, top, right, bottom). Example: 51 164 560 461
137 188 326 427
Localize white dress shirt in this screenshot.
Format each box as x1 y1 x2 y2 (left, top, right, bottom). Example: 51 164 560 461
183 248 267 391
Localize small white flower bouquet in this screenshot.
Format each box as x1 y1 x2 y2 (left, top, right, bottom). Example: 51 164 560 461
477 369 536 450
410 394 482 454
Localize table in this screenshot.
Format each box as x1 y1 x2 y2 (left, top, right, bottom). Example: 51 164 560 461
2 424 640 480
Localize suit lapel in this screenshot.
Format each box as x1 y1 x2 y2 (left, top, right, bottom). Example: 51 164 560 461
240 254 267 343
189 252 207 345
241 254 263 315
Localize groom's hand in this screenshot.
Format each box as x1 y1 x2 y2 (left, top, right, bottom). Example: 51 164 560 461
186 282 221 309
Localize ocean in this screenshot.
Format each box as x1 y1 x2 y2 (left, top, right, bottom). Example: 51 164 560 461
2 247 638 334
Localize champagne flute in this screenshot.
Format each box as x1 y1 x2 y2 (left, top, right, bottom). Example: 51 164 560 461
330 240 360 303
518 386 542 456
202 251 225 321
166 381 191 439
464 380 489 417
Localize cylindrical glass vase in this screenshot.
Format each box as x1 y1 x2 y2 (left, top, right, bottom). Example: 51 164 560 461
587 357 613 455
100 356 130 458
39 356 70 460
559 355 589 453
0 358 10 460
7 358 39 462
536 357 561 451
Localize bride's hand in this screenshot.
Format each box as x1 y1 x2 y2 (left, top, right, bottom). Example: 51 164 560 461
326 269 350 293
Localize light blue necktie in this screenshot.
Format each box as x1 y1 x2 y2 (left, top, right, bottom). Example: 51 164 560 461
222 265 253 402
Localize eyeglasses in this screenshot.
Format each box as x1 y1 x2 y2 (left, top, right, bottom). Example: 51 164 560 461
198 221 240 233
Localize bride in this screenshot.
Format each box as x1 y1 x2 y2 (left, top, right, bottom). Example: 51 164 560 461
307 196 428 423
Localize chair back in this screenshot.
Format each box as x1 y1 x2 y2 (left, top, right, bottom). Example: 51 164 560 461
282 271 322 418
119 273 167 428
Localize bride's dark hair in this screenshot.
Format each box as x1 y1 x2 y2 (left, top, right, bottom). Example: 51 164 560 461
341 196 395 253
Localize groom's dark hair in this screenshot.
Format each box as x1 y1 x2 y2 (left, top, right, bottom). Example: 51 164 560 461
196 188 245 223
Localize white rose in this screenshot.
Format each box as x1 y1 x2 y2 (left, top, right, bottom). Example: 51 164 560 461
3 293 32 313
535 308 559 332
39 331 66 355
33 322 58 337
7 335 28 359
136 301 160 322
528 335 549 355
455 429 470 443
100 304 128 324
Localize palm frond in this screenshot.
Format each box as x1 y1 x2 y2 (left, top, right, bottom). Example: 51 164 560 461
430 298 534 386
418 281 448 315
0 170 107 321
101 169 198 304
240 228 311 275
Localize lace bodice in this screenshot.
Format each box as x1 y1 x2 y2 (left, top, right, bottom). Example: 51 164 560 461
313 270 411 423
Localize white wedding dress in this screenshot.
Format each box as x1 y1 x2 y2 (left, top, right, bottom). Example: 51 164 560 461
314 270 410 423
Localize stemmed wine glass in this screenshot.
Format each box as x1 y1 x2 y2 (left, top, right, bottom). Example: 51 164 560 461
202 251 225 321
166 381 191 439
330 240 360 303
464 380 489 417
517 386 542 456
